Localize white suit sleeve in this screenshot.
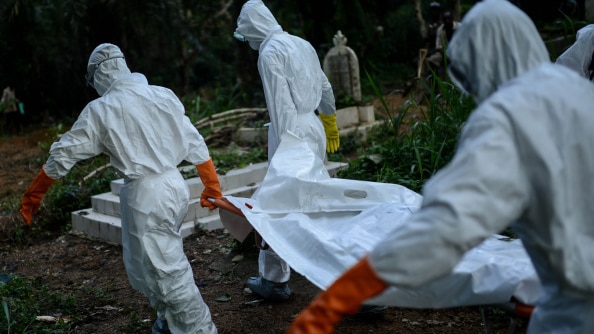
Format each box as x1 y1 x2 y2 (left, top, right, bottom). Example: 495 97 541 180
317 74 336 116
258 55 297 146
181 115 211 166
369 107 531 288
44 108 105 179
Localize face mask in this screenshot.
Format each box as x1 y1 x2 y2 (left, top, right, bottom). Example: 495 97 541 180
248 41 260 51
93 71 111 96
234 30 260 51
85 56 125 88
447 65 472 96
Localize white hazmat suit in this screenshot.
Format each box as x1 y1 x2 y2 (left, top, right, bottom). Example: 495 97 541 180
289 0 594 333
235 0 338 287
44 44 217 334
556 24 594 80
371 1 594 333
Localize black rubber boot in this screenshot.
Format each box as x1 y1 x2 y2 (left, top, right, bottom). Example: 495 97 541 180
152 318 171 334
246 276 291 302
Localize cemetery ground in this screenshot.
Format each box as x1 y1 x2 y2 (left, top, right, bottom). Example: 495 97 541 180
0 121 529 333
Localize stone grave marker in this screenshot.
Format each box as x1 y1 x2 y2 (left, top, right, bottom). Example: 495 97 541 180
323 31 361 103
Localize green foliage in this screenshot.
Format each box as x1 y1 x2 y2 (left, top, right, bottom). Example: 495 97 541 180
327 130 366 163
363 62 416 100
0 0 579 126
2 299 15 334
338 74 475 193
38 155 117 234
180 143 268 178
211 143 267 175
0 275 77 333
0 0 253 121
539 12 588 60
182 82 252 124
334 93 359 110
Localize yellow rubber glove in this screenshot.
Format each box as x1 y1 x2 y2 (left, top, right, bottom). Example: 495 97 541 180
20 166 56 226
196 157 222 210
287 256 387 334
319 113 340 153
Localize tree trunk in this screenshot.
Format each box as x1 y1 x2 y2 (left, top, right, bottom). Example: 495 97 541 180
414 0 427 40
452 0 462 22
587 0 594 21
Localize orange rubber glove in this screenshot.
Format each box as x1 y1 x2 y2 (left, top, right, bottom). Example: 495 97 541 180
196 157 222 210
287 256 388 334
20 166 56 226
319 113 340 153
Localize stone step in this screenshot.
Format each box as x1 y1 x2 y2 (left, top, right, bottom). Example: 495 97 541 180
108 161 270 196
90 183 262 221
339 121 384 143
72 160 348 245
71 209 223 246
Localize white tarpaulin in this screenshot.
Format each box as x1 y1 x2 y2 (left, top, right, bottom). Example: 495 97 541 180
222 132 542 308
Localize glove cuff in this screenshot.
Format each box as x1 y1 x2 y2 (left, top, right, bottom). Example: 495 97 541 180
330 256 388 313
20 166 56 225
196 158 222 199
287 256 387 334
319 113 337 124
24 166 56 200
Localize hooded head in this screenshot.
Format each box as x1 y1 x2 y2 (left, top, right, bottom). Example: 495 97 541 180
556 24 594 80
446 0 549 103
234 0 283 51
86 43 131 96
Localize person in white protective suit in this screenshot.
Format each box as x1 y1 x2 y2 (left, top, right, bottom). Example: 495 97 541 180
288 1 594 333
233 0 340 301
19 43 221 334
556 24 594 80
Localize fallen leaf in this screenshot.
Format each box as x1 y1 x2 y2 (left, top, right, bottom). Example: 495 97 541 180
215 294 231 302
94 305 122 311
244 299 264 307
36 315 70 323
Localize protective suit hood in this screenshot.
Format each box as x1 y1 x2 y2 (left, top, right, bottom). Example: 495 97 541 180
556 24 594 80
446 0 549 103
236 0 283 51
87 43 131 96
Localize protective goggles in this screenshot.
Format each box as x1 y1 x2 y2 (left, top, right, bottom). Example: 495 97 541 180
233 30 247 42
85 56 125 88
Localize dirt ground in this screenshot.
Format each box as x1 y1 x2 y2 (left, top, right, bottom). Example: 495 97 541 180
0 120 529 333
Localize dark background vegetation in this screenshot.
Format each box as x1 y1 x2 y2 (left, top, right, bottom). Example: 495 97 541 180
0 0 586 126
0 1 589 332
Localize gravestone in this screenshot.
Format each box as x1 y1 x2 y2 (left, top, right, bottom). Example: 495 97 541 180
323 31 361 103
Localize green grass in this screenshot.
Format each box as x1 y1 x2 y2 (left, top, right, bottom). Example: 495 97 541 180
1 275 77 333
211 143 267 175
338 74 475 193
